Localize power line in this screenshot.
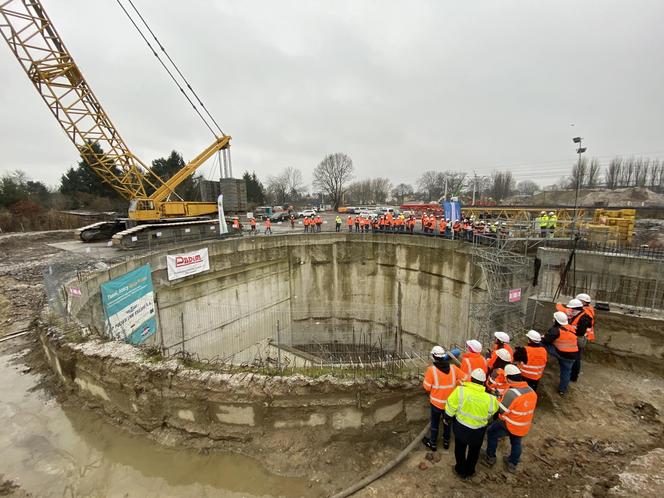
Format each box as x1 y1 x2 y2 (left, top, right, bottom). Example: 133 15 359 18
114 0 219 139
126 0 225 137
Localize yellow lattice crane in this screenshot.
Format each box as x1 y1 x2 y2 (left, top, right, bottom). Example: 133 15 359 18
0 0 231 241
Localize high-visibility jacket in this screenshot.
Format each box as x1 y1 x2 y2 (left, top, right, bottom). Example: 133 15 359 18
547 215 557 229
517 345 548 381
460 352 488 377
499 381 537 436
250 218 256 227
486 368 509 397
538 215 549 228
445 381 499 430
335 216 342 224
232 219 240 229
423 364 464 409
453 222 461 232
553 324 579 353
347 217 353 225
264 219 271 228
439 220 447 233
488 343 514 369
570 308 594 341
584 305 596 341
354 216 360 224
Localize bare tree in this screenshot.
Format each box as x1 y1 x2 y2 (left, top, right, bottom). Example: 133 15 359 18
605 158 622 189
371 177 392 204
490 170 515 201
416 170 444 201
586 158 601 187
313 153 354 210
441 171 467 198
635 158 649 187
569 157 588 188
516 180 540 196
392 183 414 204
266 172 288 205
284 166 305 199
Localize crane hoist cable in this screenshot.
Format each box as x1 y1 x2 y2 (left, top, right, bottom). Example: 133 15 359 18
114 0 220 140
126 0 225 137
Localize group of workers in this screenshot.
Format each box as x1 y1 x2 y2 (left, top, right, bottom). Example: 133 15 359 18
421 292 595 479
536 211 558 238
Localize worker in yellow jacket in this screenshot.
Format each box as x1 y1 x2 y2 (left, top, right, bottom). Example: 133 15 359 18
445 368 499 479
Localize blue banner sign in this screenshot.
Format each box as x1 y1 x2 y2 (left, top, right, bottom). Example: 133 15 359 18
100 264 157 345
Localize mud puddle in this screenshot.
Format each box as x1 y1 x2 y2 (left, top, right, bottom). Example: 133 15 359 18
0 350 316 497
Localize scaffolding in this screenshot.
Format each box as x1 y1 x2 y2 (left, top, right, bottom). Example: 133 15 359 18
468 234 544 346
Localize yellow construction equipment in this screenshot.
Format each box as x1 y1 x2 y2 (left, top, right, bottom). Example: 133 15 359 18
0 0 230 243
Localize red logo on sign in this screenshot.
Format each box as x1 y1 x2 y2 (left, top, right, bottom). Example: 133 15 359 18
175 255 202 268
508 288 522 303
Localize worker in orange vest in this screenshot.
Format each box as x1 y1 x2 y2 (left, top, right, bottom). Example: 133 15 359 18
439 218 447 236
460 339 487 377
421 346 465 451
575 293 595 341
514 330 548 392
483 364 538 473
486 348 512 397
408 216 416 234
571 293 595 383
487 331 513 370
314 214 322 232
249 217 257 235
543 311 579 395
354 215 361 232
303 216 310 233
232 217 241 233
264 218 272 235
347 215 353 232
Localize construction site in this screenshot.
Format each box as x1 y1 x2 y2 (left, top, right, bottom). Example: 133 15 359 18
1 1 664 497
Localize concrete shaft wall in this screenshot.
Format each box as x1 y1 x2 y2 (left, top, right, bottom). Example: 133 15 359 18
71 234 484 360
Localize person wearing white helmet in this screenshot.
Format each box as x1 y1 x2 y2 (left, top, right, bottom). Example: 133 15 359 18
537 211 549 238
422 346 465 451
513 330 548 391
461 339 488 378
543 311 579 395
488 331 513 370
483 365 538 473
445 368 499 479
547 211 557 238
568 295 596 383
486 349 512 396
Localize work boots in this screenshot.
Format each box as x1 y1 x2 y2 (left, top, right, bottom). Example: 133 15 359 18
421 437 437 452
482 452 496 467
503 456 517 473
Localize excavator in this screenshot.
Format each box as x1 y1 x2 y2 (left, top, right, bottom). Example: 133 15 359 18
0 0 233 246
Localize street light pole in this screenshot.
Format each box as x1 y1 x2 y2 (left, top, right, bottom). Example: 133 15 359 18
571 136 587 235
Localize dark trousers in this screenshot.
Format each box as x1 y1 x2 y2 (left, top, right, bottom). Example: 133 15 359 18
486 419 523 465
335 223 340 232
453 419 486 478
571 344 584 381
524 377 540 392
428 404 451 447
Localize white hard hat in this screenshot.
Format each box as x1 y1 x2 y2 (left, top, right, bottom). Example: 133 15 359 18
576 293 591 303
466 339 482 353
504 364 521 377
566 298 583 309
526 330 542 343
549 211 554 215
470 368 487 382
494 331 510 344
554 311 569 325
541 211 546 214
431 346 446 358
496 348 512 362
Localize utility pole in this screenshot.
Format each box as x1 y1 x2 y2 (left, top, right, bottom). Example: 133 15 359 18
571 136 587 235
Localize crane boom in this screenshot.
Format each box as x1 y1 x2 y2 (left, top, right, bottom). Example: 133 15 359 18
0 0 230 224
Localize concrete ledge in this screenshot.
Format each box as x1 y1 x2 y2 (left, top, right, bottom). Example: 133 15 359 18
40 331 427 443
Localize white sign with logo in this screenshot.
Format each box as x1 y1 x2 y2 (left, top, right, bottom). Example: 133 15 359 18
166 247 210 281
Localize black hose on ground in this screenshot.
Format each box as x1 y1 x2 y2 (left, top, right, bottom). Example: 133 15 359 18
329 423 429 498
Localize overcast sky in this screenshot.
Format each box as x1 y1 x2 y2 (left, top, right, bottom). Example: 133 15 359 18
1 0 663 190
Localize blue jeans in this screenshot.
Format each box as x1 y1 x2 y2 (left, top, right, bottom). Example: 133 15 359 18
546 344 575 393
429 404 451 447
571 344 584 381
486 419 522 466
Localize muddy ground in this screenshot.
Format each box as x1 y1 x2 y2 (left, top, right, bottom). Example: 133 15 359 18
0 231 663 497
